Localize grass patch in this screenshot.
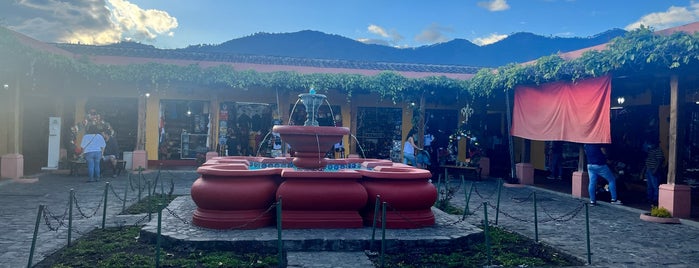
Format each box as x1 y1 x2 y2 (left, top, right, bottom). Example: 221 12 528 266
34 226 278 268
368 226 581 267
36 190 580 268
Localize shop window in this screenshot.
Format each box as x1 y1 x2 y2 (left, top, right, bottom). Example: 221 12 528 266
219 102 277 157
158 100 210 160
356 107 401 160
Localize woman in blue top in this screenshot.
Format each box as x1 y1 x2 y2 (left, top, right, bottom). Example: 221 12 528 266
81 126 106 182
403 128 421 166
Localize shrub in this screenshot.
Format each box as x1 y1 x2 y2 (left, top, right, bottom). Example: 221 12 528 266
650 205 672 218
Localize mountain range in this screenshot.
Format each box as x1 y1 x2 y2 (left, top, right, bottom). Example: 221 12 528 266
85 29 627 68
177 29 627 67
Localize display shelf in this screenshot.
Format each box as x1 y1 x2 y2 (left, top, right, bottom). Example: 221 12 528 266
181 133 209 159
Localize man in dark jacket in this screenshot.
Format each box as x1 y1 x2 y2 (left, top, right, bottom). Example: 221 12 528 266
585 144 622 206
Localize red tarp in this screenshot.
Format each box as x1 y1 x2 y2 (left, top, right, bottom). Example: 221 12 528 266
511 75 611 143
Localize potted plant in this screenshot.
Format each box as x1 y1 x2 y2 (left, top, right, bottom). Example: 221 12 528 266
639 205 680 224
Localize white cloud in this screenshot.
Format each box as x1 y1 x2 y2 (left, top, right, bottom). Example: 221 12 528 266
472 33 508 46
357 38 392 46
5 0 177 45
625 3 699 31
368 24 390 38
477 0 510 12
362 24 404 46
415 23 452 44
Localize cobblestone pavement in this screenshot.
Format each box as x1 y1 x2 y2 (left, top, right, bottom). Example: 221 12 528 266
1 170 698 268
447 178 699 267
0 169 199 268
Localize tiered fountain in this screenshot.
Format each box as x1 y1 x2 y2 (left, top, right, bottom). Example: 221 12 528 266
191 90 437 229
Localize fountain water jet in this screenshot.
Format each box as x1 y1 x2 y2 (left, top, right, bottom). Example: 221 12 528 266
190 90 437 229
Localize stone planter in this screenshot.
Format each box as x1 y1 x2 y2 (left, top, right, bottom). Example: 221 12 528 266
639 213 680 224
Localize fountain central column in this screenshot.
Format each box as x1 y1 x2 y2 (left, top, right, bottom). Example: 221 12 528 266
273 91 367 228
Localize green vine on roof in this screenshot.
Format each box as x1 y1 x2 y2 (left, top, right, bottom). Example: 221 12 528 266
3 25 699 103
465 26 699 94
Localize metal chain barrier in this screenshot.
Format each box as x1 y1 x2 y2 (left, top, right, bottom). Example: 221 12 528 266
538 201 586 223
472 182 498 200
508 191 535 203
108 183 138 203
131 213 153 226
73 193 104 219
41 206 67 231
483 202 535 223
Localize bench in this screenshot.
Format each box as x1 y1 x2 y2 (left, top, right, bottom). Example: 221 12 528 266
69 159 126 177
440 164 482 180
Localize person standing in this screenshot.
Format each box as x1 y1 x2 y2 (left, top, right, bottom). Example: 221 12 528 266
643 140 665 204
102 131 120 178
584 144 622 205
81 126 106 182
547 141 564 180
403 128 421 166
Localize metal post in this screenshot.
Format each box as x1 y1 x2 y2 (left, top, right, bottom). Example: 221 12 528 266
158 166 164 195
27 205 43 268
483 202 492 266
462 181 474 220
102 182 109 229
147 180 152 222
533 192 539 242
137 168 142 201
436 173 443 205
370 195 380 252
277 197 283 267
585 203 591 265
155 203 163 267
380 202 387 268
122 183 128 212
495 178 502 225
68 189 74 247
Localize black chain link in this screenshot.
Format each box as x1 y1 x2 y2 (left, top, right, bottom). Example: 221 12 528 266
108 183 137 203
473 182 498 200
539 202 585 223
484 202 534 223
73 193 104 219
132 213 152 226
509 191 535 203
42 206 67 231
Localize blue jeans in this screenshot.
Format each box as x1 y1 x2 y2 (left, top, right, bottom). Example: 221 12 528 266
645 169 659 202
84 151 102 180
403 152 416 166
587 164 618 202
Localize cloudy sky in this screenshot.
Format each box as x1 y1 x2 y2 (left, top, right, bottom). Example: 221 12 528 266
1 0 698 49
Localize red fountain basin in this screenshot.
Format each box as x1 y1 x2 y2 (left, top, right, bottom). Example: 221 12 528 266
190 158 437 230
277 169 367 229
358 166 437 228
272 125 350 170
191 164 280 229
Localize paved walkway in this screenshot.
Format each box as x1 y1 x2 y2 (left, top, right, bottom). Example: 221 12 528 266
1 170 698 267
